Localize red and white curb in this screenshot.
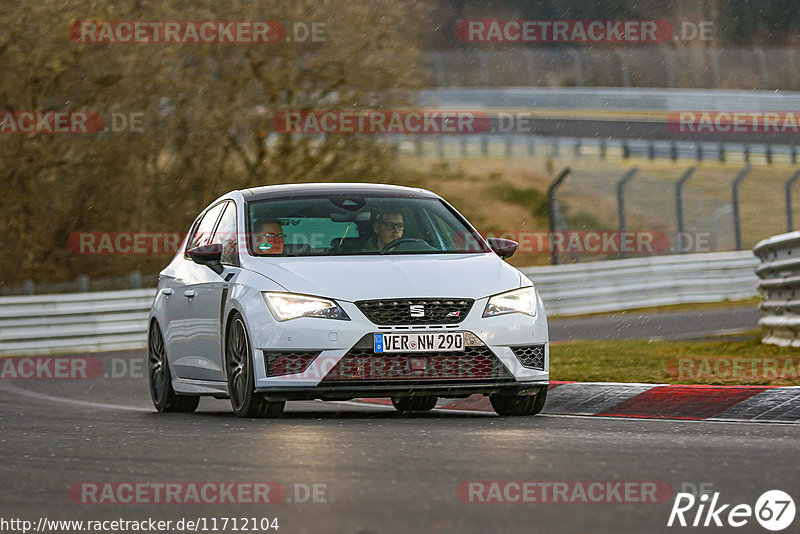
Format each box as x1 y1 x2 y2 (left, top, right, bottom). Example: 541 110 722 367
357 382 800 422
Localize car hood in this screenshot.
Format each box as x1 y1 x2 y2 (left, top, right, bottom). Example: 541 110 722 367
243 253 525 301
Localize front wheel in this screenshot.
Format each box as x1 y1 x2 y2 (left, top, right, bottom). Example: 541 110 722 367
148 320 199 413
226 314 285 418
490 388 547 416
391 396 438 414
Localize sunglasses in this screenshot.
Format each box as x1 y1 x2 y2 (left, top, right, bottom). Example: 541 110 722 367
378 222 404 231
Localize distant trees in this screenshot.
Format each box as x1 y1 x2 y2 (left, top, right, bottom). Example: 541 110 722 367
0 0 428 285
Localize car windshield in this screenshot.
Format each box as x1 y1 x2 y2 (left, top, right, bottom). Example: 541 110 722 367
247 194 490 257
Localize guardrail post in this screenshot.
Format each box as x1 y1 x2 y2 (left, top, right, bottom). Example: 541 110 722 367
621 140 629 159
414 139 423 157
460 138 468 158
785 170 800 232
718 142 725 163
573 138 582 158
599 138 607 159
695 143 703 161
22 280 34 295
547 167 572 265
647 141 655 160
505 137 513 157
617 168 639 258
551 138 559 156
732 166 752 250
675 167 696 253
791 144 798 165
743 143 750 163
130 271 142 289
669 140 678 161
481 136 488 156
527 137 535 155
78 275 90 293
766 145 773 165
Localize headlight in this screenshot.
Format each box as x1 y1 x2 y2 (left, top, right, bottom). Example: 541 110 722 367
262 292 350 321
483 287 537 318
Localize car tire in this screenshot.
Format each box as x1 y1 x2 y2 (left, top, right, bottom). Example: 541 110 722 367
148 320 200 413
490 388 547 416
226 313 285 418
391 396 438 414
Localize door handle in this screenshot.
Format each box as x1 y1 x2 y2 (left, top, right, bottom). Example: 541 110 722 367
161 288 173 296
184 290 196 298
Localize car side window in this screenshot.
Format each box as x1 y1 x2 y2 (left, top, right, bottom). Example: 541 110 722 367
187 202 226 252
212 202 238 265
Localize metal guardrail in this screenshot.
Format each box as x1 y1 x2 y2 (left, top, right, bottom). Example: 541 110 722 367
0 252 760 356
522 251 759 316
0 289 156 356
418 87 800 113
754 231 800 346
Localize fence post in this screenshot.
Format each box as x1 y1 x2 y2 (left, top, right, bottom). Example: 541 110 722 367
785 170 800 232
547 168 572 265
617 168 639 258
130 270 142 289
78 275 90 293
675 167 696 253
23 280 35 295
732 166 752 250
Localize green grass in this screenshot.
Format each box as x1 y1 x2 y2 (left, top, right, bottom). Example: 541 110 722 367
551 334 800 385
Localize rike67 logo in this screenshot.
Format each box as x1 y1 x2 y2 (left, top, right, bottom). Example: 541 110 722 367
668 490 795 531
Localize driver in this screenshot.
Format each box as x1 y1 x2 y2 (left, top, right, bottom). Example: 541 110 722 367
363 210 404 251
252 218 286 255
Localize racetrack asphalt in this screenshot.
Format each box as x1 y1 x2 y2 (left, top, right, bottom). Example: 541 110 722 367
548 306 761 342
1 346 798 533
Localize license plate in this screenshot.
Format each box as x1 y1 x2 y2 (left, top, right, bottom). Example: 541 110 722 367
374 332 464 353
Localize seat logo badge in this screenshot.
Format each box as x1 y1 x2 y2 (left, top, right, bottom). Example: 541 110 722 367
409 305 425 317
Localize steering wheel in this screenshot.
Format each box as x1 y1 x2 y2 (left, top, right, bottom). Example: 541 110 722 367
382 238 427 251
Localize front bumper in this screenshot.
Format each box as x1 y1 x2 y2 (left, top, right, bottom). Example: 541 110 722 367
246 297 549 395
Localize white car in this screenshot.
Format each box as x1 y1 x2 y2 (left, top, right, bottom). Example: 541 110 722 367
148 183 549 417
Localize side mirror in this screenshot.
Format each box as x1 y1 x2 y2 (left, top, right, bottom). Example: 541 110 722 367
187 243 224 274
487 238 518 259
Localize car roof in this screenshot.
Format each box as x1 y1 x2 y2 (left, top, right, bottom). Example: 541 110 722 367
240 183 440 201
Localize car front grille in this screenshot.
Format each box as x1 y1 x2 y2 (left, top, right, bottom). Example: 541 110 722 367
264 351 320 377
511 345 545 370
355 298 474 325
320 332 512 384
